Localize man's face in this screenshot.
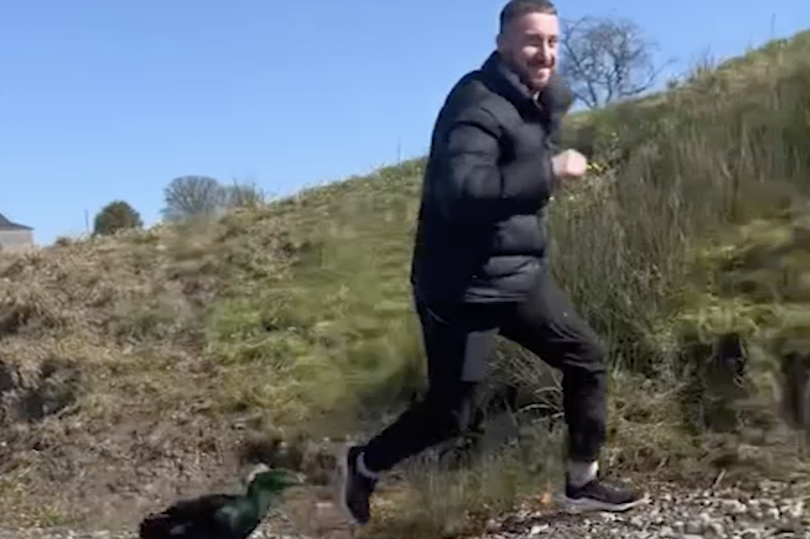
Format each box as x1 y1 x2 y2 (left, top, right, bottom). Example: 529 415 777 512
497 11 559 91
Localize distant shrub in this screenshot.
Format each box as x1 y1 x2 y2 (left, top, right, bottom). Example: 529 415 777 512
93 200 143 236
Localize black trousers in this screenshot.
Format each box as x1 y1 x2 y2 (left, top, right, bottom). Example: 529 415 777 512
362 270 607 473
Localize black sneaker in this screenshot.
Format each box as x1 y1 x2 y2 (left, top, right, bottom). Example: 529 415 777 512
337 445 378 525
559 476 648 512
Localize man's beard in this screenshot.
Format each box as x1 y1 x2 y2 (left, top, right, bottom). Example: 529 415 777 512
501 51 553 91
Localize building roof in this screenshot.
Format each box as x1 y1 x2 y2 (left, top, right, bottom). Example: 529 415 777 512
0 212 33 231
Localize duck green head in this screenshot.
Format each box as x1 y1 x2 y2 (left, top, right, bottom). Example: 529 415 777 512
244 463 305 495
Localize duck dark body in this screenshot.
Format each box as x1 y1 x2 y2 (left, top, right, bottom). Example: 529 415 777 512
138 492 256 539
138 467 302 539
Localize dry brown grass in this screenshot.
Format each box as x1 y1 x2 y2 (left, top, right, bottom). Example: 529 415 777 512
0 212 305 526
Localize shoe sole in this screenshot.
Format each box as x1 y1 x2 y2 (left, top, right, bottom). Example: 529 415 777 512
554 492 650 513
335 444 364 526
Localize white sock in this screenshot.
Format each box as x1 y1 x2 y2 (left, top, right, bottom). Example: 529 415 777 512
356 451 380 480
567 460 598 487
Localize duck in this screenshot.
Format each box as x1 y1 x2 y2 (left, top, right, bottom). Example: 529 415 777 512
138 464 305 539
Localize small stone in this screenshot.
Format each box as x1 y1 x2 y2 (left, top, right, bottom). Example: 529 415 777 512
740 529 760 539
764 507 780 521
785 500 805 520
658 525 674 537
529 524 548 536
686 520 704 534
775 521 803 534
723 499 749 515
707 521 725 537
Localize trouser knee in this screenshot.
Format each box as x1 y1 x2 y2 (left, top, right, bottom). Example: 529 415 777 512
566 339 607 377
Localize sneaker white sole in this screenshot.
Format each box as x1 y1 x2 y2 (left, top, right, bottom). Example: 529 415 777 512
335 445 363 526
554 492 650 513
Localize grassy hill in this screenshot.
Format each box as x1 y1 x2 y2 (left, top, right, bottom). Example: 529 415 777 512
1 29 809 536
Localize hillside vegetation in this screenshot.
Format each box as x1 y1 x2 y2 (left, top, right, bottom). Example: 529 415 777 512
1 30 810 536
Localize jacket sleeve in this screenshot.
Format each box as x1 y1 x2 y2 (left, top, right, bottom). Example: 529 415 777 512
435 106 552 223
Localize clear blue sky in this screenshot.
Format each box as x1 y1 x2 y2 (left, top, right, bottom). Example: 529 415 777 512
1 1 807 245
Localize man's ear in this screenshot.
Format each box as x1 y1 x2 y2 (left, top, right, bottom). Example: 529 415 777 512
495 32 506 54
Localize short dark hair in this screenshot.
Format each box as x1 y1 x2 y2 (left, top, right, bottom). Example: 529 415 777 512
498 0 557 33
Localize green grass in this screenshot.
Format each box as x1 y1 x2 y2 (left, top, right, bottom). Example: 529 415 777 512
0 30 809 535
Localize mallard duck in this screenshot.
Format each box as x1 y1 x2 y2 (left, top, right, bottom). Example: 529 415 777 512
138 464 305 539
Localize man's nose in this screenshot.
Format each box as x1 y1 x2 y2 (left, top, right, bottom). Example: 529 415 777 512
539 44 553 64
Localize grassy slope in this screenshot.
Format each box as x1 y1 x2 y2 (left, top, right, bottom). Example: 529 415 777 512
0 30 809 534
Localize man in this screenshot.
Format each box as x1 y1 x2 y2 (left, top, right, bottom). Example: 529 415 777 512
338 0 647 525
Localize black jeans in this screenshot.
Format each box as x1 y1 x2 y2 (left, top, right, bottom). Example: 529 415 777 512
362 271 607 472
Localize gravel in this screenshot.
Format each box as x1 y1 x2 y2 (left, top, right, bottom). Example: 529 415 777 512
487 480 809 539
0 480 807 539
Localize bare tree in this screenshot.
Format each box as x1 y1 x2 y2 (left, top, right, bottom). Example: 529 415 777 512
222 178 268 210
161 175 226 222
558 16 667 109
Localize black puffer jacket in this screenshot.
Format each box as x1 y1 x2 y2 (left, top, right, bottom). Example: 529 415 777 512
410 52 574 304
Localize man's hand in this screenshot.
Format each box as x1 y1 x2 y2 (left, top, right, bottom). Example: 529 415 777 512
551 149 588 179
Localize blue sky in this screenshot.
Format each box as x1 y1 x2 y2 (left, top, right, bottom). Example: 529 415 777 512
1 1 807 245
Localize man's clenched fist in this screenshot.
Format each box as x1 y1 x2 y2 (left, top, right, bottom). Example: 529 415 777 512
551 149 588 179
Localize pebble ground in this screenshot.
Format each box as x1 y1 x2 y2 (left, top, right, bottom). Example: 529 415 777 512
0 480 806 539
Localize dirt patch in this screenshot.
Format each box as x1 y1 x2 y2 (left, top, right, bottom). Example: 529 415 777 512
0 357 80 425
